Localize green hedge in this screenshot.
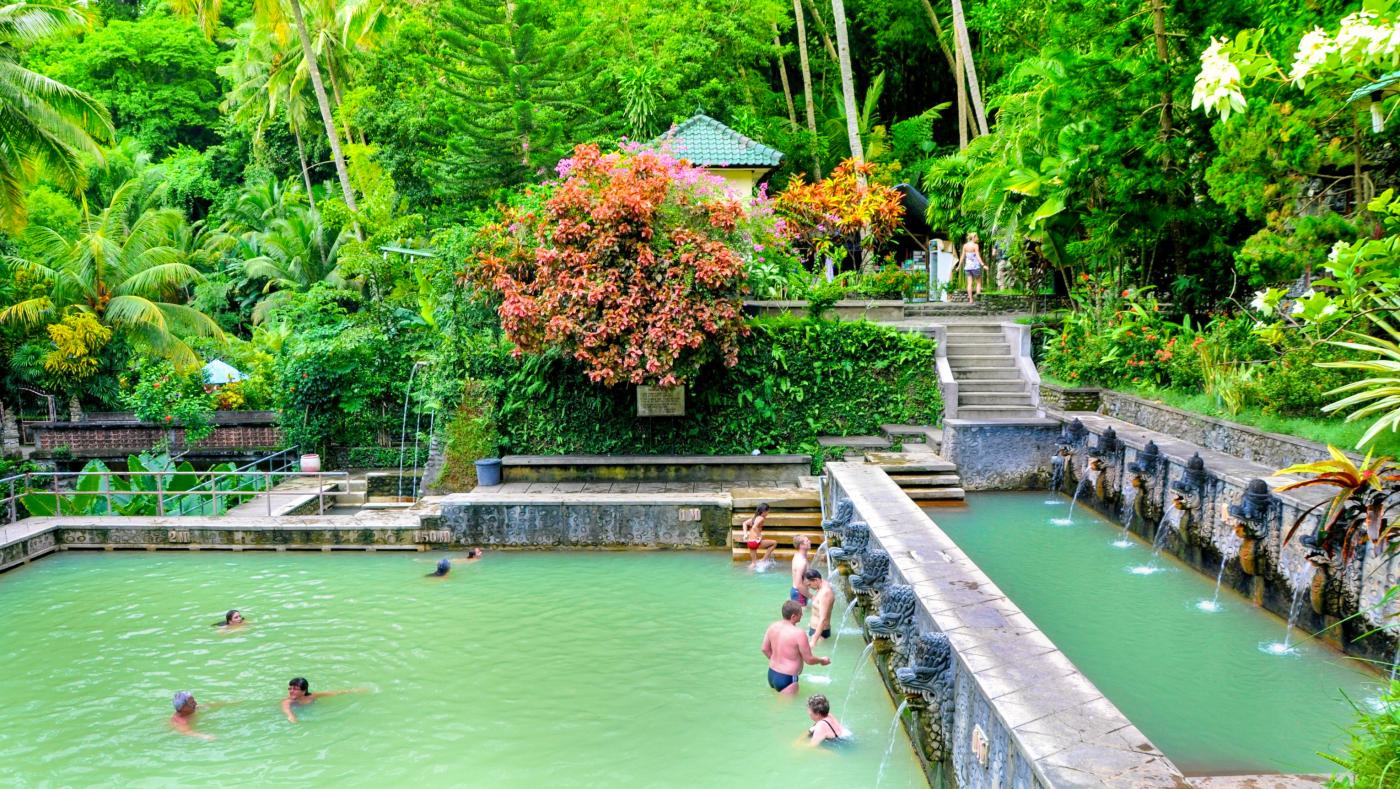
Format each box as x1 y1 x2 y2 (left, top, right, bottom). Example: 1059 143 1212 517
491 316 941 460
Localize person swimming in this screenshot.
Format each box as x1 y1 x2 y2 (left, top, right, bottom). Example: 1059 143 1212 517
802 694 853 748
425 551 484 576
212 610 245 627
282 677 366 723
428 558 453 577
169 691 214 740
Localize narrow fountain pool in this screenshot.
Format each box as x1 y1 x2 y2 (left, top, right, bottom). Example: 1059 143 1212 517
927 492 1382 776
0 552 920 787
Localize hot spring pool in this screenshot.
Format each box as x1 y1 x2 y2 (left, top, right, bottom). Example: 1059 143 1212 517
0 551 921 787
928 492 1383 777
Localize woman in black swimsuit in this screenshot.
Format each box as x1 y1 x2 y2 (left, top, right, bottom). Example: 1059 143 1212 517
802 694 853 747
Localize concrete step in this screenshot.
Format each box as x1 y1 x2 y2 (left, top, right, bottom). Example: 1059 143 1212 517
730 488 821 510
730 512 822 527
957 380 1028 393
946 358 1013 369
730 529 825 546
730 547 814 563
334 493 367 505
943 326 1004 336
951 367 1022 380
889 473 962 488
959 393 1035 407
864 453 958 473
955 407 1041 420
880 424 939 444
946 343 1011 356
816 435 892 450
902 487 966 501
360 501 414 510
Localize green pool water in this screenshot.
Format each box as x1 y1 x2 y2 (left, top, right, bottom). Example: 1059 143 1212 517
0 551 921 788
929 492 1383 777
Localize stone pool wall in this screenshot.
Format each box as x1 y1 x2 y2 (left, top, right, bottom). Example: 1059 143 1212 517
940 418 1063 490
1050 414 1399 665
825 462 1187 788
439 489 730 548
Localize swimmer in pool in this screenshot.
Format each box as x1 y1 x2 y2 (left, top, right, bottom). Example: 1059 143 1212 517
428 558 454 577
169 691 215 740
805 569 835 646
761 600 830 695
212 610 245 628
742 503 777 568
282 678 366 723
425 550 485 577
802 694 852 747
789 536 812 606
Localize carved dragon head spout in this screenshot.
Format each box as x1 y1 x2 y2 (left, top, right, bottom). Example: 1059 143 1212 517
850 549 890 599
1050 445 1073 492
828 521 870 570
1227 478 1273 537
1170 453 1207 513
865 584 916 642
1126 440 1161 486
1063 418 1089 447
822 499 854 541
894 631 954 696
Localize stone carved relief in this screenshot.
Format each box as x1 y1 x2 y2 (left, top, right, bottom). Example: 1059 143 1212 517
850 549 890 597
895 631 955 761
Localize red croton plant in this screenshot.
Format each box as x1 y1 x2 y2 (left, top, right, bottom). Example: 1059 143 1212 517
466 144 750 388
773 159 904 256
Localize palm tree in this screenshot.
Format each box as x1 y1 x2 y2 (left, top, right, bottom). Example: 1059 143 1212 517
221 24 320 205
168 0 224 37
0 2 113 231
0 178 224 369
791 0 821 177
829 0 864 166
236 203 347 323
252 0 359 223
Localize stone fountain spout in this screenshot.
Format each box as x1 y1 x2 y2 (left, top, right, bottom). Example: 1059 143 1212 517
1049 444 1074 493
1097 426 1121 455
1300 534 1341 616
850 549 891 600
1086 455 1108 500
822 499 854 543
1127 440 1161 477
1226 478 1274 575
1168 453 1208 534
828 521 870 573
865 584 917 660
1063 418 1089 447
894 632 956 763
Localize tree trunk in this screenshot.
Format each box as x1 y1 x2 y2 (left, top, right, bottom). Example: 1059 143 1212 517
955 38 968 150
68 395 81 423
801 0 839 64
293 123 316 211
917 0 958 76
830 0 864 166
773 26 799 131
324 60 358 148
1151 0 1172 170
949 0 989 136
793 0 822 178
287 0 360 235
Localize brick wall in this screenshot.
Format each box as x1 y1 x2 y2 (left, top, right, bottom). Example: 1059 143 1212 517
33 412 281 452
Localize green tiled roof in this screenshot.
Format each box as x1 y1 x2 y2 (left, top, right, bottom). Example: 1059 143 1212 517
651 114 784 168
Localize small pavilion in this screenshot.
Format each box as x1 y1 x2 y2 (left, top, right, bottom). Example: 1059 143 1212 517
650 114 784 196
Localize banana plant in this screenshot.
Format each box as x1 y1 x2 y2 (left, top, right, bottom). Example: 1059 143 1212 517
1277 446 1400 562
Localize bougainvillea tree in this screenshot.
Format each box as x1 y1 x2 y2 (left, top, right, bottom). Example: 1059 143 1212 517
773 159 905 268
466 143 750 387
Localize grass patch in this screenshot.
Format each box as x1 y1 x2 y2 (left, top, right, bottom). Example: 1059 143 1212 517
1041 375 1400 457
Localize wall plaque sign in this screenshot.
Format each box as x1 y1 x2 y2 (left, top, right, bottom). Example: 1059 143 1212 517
636 385 685 417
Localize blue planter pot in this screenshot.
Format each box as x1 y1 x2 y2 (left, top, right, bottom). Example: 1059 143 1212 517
474 458 503 487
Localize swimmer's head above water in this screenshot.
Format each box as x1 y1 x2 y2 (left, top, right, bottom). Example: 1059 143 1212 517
431 558 452 576
807 694 831 719
172 691 196 714
214 609 244 626
287 677 311 700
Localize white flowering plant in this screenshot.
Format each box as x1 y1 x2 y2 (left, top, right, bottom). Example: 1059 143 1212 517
1194 6 1400 120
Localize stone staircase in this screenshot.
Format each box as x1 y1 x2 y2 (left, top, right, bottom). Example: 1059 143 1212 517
865 450 965 503
730 486 824 563
944 323 1040 420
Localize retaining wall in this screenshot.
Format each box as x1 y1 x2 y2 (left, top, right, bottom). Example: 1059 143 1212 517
438 491 730 548
31 411 281 455
500 454 812 484
826 462 1186 788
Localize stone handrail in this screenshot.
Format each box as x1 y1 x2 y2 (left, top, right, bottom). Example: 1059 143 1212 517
930 324 957 419
1000 322 1041 410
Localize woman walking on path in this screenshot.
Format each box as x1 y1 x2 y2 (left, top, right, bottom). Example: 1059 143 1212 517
957 233 985 305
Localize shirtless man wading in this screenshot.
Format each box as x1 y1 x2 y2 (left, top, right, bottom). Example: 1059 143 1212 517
804 568 836 646
761 600 830 695
789 535 812 605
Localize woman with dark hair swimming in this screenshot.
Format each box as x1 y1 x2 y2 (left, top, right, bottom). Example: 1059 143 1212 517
281 677 367 723
212 610 245 628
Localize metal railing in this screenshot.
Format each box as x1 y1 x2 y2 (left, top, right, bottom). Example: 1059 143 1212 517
1 448 348 525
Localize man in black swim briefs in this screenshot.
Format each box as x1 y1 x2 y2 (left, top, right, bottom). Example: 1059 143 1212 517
761 600 830 695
